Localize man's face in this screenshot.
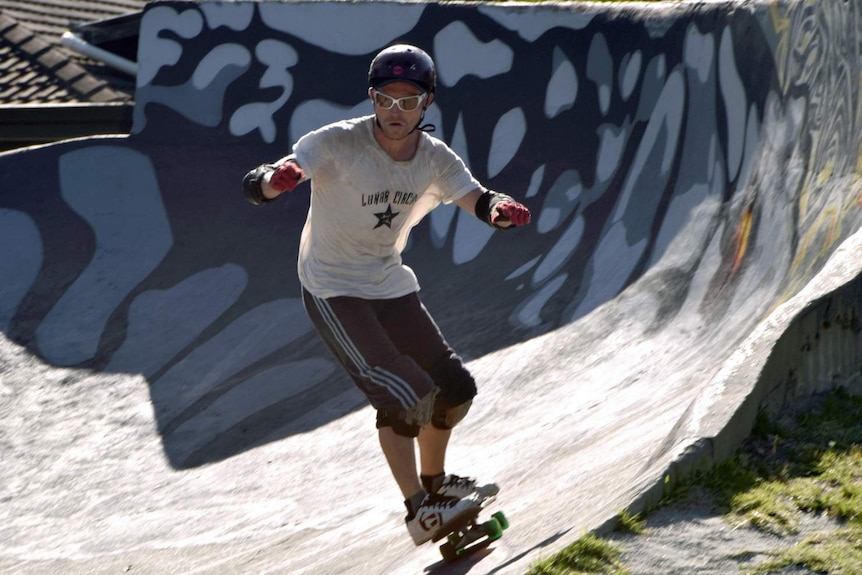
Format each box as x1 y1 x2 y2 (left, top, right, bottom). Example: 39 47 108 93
370 82 432 141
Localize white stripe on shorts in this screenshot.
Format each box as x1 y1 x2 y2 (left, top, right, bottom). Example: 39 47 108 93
312 295 420 409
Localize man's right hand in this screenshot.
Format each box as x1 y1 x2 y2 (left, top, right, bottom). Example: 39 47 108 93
270 161 305 192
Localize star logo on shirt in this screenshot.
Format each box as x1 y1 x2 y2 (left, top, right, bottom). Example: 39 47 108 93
374 204 400 229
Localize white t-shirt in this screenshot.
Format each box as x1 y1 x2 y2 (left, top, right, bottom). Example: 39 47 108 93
292 115 480 299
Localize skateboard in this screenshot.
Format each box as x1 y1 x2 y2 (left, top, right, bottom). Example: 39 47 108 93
435 487 508 563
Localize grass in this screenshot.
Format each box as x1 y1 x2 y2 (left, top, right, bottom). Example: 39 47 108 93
526 534 630 575
720 387 862 574
524 386 862 574
749 528 862 575
614 509 647 536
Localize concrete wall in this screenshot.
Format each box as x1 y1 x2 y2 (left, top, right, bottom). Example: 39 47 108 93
2 0 862 470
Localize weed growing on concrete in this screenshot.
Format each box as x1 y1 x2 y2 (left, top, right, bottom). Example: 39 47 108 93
525 533 630 575
525 387 862 574
749 527 862 575
697 387 862 573
615 509 647 535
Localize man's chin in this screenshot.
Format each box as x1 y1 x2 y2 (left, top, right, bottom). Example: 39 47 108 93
374 117 415 141
381 127 411 140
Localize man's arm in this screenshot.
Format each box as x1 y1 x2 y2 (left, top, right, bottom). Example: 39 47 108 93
454 187 484 216
456 187 531 230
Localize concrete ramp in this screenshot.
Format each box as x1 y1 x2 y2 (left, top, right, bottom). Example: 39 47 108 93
3 1 862 573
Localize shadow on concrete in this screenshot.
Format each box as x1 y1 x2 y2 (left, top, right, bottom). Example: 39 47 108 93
4 2 862 573
1 9 862 572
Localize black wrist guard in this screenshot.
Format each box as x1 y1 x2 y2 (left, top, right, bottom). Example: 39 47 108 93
242 164 277 205
474 189 515 230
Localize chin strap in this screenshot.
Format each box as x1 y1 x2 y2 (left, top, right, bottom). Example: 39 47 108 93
412 108 436 133
415 106 436 132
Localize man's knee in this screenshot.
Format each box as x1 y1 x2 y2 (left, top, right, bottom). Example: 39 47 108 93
377 398 472 435
431 399 472 430
374 353 477 437
427 353 477 406
376 407 421 438
377 386 440 437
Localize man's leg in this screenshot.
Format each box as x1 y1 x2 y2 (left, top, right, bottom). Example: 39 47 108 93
303 290 481 545
378 293 474 483
379 425 454 495
378 426 423 498
417 424 451 477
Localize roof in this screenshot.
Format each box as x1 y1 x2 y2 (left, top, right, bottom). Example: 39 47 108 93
0 1 145 42
0 1 147 104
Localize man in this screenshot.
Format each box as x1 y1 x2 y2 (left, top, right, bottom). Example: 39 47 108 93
243 44 531 545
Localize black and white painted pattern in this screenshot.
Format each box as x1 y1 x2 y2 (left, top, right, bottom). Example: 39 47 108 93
1 0 861 468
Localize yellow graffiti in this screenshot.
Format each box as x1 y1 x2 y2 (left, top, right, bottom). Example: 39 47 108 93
780 174 862 307
769 3 791 91
857 91 862 173
789 206 839 276
817 158 834 186
732 206 753 274
767 0 862 311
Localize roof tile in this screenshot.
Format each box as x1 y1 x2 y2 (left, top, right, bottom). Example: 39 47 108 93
0 1 141 104
35 48 66 70
2 21 34 45
0 1 148 44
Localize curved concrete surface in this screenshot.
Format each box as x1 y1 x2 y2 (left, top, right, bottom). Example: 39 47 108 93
3 1 862 573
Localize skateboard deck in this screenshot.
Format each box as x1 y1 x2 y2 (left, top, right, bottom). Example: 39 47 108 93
435 487 508 563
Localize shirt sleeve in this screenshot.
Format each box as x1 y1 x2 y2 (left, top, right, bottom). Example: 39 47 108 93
292 122 339 180
292 134 315 177
433 141 482 204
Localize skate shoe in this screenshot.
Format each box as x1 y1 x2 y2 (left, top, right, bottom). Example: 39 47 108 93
406 493 480 546
436 474 500 500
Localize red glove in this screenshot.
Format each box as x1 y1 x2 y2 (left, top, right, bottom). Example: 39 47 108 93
270 161 305 192
491 200 531 227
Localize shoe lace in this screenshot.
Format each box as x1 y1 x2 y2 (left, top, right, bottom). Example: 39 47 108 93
443 474 476 489
422 493 460 511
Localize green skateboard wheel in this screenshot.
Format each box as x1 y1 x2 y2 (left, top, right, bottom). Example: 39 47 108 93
483 517 503 540
492 511 509 530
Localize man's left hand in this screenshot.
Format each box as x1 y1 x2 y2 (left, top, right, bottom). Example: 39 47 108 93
491 201 531 227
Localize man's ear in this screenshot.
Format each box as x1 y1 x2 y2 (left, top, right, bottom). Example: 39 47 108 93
425 92 435 108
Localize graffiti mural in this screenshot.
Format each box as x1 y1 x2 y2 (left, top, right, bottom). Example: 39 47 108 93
1 0 861 468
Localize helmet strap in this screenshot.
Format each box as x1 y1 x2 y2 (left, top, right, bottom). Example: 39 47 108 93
414 108 436 134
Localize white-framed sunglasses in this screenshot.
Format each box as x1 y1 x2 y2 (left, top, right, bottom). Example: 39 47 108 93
372 90 427 112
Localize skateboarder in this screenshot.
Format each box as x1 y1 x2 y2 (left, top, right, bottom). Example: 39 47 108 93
242 44 531 545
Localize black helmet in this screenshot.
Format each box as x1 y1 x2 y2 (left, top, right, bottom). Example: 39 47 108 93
368 44 436 93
